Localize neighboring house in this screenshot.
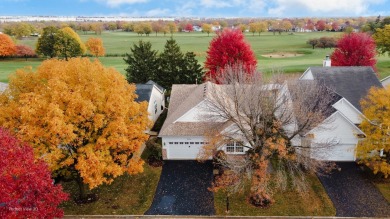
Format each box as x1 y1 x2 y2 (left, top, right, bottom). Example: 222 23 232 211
381 75 390 87
0 82 8 93
299 66 383 161
135 80 165 124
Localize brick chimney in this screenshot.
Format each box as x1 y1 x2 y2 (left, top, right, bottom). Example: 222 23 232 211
323 55 331 67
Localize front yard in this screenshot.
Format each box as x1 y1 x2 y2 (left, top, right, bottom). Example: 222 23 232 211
214 174 336 216
60 148 162 215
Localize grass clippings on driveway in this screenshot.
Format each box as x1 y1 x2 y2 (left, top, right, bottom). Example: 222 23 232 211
214 174 335 216
60 163 161 215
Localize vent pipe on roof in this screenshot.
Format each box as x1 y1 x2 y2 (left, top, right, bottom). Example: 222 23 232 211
323 55 331 67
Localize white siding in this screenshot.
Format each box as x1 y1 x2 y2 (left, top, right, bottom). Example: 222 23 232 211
332 98 362 124
382 76 390 87
299 69 314 80
309 112 362 161
148 87 165 123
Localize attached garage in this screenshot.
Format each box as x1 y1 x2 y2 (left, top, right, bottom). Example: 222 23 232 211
162 136 208 160
311 144 356 161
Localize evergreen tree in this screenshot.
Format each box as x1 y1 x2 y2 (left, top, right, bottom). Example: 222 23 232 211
124 40 158 83
182 52 204 84
155 38 185 89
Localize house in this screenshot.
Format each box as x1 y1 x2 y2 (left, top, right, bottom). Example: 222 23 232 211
135 80 165 124
0 82 8 93
381 75 390 87
159 82 287 160
299 66 383 161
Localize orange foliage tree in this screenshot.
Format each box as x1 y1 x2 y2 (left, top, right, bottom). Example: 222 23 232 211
85 37 105 57
357 86 390 178
0 58 150 200
0 33 16 58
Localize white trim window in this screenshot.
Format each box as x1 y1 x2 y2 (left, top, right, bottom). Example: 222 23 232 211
225 141 245 154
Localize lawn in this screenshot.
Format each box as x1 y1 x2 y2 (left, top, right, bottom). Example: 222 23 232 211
60 146 162 215
374 182 390 203
2 31 389 83
214 174 336 216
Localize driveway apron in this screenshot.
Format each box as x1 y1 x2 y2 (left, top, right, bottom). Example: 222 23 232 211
145 160 215 215
318 162 390 217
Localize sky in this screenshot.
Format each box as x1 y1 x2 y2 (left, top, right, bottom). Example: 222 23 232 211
0 0 389 18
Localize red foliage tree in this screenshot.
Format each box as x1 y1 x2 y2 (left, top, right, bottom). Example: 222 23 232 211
315 20 326 31
184 23 194 32
204 29 257 83
331 22 340 31
331 33 377 71
15 45 36 60
0 128 68 218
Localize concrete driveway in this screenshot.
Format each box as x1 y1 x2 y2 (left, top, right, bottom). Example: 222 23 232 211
318 162 390 217
145 160 215 215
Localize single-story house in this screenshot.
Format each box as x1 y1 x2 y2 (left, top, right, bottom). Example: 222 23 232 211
135 80 165 124
159 82 288 160
381 75 390 87
299 66 383 161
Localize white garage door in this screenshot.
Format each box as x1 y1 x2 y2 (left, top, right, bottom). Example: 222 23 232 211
312 144 356 161
167 142 204 160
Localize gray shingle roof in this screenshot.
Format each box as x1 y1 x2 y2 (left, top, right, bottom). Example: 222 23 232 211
309 67 383 111
135 80 165 103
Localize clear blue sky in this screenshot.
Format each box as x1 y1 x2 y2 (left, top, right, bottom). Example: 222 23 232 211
1 0 389 18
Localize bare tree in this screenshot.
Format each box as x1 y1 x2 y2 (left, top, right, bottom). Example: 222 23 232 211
198 64 337 207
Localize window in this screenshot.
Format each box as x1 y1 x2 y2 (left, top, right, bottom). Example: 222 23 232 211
195 142 199 144
169 142 173 144
185 142 189 144
174 142 178 144
180 142 184 144
225 141 245 154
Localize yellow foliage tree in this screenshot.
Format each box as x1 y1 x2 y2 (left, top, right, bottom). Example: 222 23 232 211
61 26 87 54
0 58 150 199
85 37 105 57
358 86 390 178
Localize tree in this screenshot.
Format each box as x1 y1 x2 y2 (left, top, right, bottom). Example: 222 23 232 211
199 65 336 206
155 38 186 88
204 29 257 83
331 21 340 31
124 40 159 83
182 51 204 84
315 20 326 31
167 22 178 36
54 29 83 60
184 23 194 32
316 37 337 49
85 37 105 57
374 25 390 56
331 33 377 70
36 26 59 58
0 128 69 218
202 23 213 36
257 21 268 36
281 20 292 32
0 33 16 58
61 26 86 54
13 22 33 39
307 38 318 49
357 86 390 178
152 21 163 36
249 22 260 36
0 58 149 200
15 45 36 60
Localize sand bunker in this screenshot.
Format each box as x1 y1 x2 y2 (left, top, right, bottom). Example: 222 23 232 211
262 52 304 58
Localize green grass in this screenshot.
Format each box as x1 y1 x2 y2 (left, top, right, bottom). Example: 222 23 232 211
374 182 390 203
214 174 336 216
2 31 389 82
60 164 161 215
